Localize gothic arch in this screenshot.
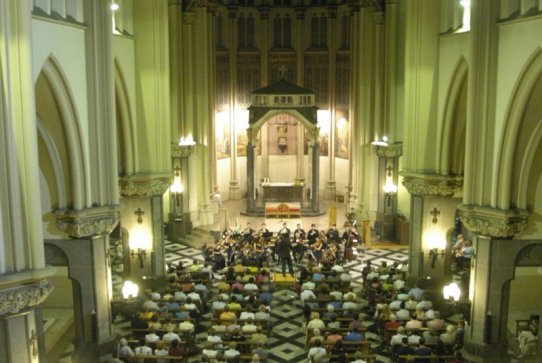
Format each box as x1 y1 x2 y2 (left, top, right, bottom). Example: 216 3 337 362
114 59 136 175
36 55 87 210
248 109 319 144
37 117 67 209
439 57 468 176
496 48 542 210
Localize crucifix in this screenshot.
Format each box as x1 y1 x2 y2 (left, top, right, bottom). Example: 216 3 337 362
386 164 393 177
30 329 38 358
278 65 287 79
430 207 440 224
135 208 145 224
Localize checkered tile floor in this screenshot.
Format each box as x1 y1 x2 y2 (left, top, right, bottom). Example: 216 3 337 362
101 239 409 363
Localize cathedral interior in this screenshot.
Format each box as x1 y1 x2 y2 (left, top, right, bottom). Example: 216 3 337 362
1 0 542 362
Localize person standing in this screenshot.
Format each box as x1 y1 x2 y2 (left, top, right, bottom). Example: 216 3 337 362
277 236 294 277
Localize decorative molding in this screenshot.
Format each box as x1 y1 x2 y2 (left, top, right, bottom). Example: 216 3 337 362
401 172 463 197
374 142 403 158
56 206 120 238
0 281 53 316
119 174 172 197
457 204 529 238
171 144 196 159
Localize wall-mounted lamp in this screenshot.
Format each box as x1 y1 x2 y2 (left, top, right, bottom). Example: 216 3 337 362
443 282 461 302
383 181 398 207
428 248 445 268
122 280 139 300
130 223 151 269
134 208 145 224
170 167 184 220
426 229 446 268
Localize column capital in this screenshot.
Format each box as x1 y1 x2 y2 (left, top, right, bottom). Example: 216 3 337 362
401 172 463 197
457 204 529 238
119 174 172 197
374 141 403 158
56 205 120 238
0 280 53 316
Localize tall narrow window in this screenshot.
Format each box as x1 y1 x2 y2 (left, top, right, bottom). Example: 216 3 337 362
340 14 349 49
283 15 292 48
216 14 224 49
247 15 255 47
274 16 282 48
238 16 246 48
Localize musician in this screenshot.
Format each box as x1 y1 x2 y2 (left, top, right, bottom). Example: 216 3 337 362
222 225 234 240
307 224 319 245
258 223 270 241
312 237 324 265
243 223 255 244
294 224 306 240
277 236 295 277
326 224 340 244
279 222 291 239
344 226 361 262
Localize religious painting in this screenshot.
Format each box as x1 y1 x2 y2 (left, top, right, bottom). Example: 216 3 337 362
267 114 297 155
215 111 230 159
335 117 349 159
316 111 330 156
236 111 250 156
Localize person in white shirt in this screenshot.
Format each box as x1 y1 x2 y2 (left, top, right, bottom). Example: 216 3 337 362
207 328 223 345
162 327 181 344
405 313 423 330
145 328 160 343
306 312 326 332
173 290 187 301
117 338 134 361
255 304 270 321
212 296 226 312
331 264 344 273
302 280 316 291
202 341 218 359
242 318 258 333
224 344 241 359
178 316 195 334
244 277 259 292
329 290 343 300
307 340 327 363
134 337 153 356
149 288 161 301
390 326 407 347
300 289 316 305
154 342 169 363
407 331 421 345
350 350 368 363
187 289 201 303
240 310 255 320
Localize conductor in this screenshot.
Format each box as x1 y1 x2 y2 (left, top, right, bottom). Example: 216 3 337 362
277 236 295 277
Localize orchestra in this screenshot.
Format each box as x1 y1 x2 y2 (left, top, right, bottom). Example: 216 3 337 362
206 220 364 272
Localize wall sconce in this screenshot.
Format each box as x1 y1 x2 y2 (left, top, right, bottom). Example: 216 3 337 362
443 282 461 302
426 229 446 268
122 280 139 300
383 180 398 207
429 248 445 268
170 166 184 220
130 222 151 269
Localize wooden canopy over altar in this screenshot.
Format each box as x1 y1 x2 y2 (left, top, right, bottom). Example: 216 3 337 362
245 78 322 216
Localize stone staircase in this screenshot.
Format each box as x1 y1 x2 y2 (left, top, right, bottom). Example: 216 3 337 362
176 226 216 249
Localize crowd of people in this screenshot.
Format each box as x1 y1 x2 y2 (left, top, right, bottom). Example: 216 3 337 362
109 219 479 363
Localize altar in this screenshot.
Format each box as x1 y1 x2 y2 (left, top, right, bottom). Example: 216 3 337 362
262 182 304 203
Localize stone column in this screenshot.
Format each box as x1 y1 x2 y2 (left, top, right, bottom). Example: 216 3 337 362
228 5 241 200
0 282 53 363
247 142 256 213
457 205 530 360
324 6 337 201
119 175 170 280
402 173 463 279
374 143 403 241
295 123 304 184
0 1 54 361
311 143 320 213
53 206 120 359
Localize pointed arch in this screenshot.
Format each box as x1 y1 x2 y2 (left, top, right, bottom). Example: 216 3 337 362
248 109 319 144
439 57 468 175
36 117 67 209
496 48 542 210
36 55 87 210
114 58 136 175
